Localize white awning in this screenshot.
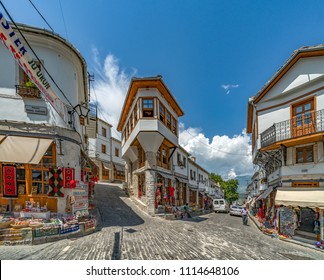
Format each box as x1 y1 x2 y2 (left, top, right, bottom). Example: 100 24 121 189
0 136 52 164
275 189 324 209
175 176 188 184
114 164 125 172
257 186 274 201
157 172 173 180
0 135 6 144
102 162 113 170
188 184 198 190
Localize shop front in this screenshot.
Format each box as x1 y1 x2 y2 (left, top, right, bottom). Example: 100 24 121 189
275 188 324 241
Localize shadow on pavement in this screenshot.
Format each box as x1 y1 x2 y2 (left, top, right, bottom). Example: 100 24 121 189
93 184 145 229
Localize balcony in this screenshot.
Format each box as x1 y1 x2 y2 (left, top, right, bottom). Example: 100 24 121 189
260 109 324 148
15 84 41 98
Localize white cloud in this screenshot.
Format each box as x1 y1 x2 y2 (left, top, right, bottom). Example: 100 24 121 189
91 49 136 138
221 84 239 94
179 124 253 179
89 52 253 179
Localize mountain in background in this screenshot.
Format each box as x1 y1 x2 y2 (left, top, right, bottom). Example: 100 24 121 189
235 175 252 194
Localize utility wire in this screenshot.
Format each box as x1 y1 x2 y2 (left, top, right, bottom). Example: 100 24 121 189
90 82 122 138
58 0 68 39
27 0 54 32
0 1 73 108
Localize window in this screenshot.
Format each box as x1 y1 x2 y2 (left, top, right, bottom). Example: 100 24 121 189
171 116 177 135
296 145 313 163
183 158 186 167
142 98 154 117
138 145 145 167
115 148 119 157
31 144 55 195
166 110 171 128
101 144 106 154
134 103 138 124
130 114 133 131
177 153 181 165
190 170 193 180
159 103 165 123
102 127 107 138
292 98 315 137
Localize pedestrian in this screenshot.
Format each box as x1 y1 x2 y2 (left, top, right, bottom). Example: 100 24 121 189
241 205 248 225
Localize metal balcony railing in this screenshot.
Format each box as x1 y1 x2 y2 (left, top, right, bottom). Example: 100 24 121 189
260 109 324 148
15 85 41 98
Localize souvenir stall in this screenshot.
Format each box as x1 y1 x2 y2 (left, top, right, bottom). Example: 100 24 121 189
0 164 96 245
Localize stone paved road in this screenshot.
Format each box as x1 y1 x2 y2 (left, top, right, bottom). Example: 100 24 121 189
0 183 324 260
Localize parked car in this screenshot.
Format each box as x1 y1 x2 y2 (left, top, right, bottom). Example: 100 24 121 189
229 205 243 216
213 199 229 213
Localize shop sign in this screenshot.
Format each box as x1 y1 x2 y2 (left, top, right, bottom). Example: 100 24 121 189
25 105 47 115
0 12 65 120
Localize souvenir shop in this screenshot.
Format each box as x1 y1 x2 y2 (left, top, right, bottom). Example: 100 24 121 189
154 172 175 211
275 188 324 241
0 138 97 245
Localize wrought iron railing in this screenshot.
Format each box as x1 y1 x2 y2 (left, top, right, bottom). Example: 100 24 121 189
260 109 324 148
15 85 41 98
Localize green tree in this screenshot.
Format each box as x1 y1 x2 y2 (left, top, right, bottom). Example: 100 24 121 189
223 179 240 204
209 173 239 204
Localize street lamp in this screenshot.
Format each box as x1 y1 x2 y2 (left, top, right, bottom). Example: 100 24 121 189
68 103 90 125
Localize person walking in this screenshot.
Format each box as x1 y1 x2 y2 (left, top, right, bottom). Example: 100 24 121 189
241 206 248 225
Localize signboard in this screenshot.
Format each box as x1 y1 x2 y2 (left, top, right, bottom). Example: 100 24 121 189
0 12 66 120
25 105 47 115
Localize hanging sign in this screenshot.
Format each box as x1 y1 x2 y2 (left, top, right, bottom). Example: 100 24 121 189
0 11 66 120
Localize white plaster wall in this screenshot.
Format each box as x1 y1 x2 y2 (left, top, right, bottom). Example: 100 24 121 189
112 138 124 166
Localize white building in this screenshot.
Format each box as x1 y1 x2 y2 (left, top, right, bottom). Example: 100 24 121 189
117 76 219 215
247 45 324 239
0 22 89 214
87 117 125 182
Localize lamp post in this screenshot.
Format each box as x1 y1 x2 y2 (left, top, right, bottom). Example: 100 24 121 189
68 103 90 126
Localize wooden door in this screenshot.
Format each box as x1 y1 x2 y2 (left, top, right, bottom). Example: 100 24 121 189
292 99 315 137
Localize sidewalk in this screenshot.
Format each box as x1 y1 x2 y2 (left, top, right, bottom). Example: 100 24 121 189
248 212 324 253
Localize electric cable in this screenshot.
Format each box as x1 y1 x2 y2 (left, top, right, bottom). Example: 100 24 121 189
27 0 54 32
58 0 68 39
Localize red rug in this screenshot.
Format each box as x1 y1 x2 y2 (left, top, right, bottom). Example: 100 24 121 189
3 166 17 197
62 168 75 188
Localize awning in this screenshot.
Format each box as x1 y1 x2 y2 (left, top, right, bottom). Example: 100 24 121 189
157 172 173 180
114 164 125 172
175 176 188 184
188 184 198 190
0 136 52 164
275 189 324 209
0 135 6 144
257 186 274 201
102 162 113 170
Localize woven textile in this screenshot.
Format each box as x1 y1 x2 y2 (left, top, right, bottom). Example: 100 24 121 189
48 167 64 197
3 166 17 197
62 168 75 188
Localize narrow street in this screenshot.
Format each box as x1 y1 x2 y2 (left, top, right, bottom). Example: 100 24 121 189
0 183 323 260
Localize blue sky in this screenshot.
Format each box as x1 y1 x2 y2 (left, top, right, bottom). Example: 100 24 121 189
3 0 324 179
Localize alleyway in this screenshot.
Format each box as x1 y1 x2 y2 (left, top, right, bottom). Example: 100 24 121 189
0 183 323 260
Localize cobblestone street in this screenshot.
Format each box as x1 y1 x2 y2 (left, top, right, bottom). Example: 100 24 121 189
0 183 323 260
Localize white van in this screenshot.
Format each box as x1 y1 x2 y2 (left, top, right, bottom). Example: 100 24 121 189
213 199 228 213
